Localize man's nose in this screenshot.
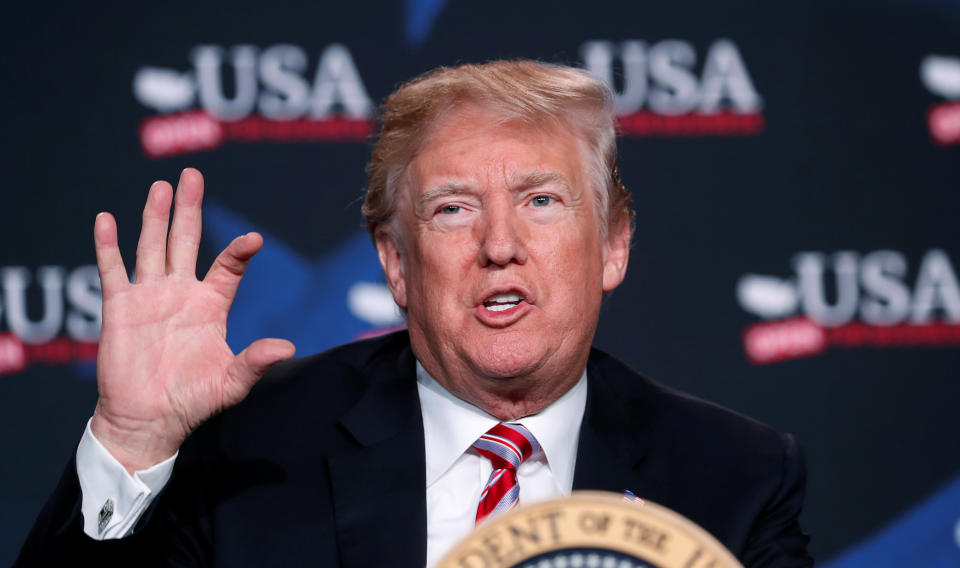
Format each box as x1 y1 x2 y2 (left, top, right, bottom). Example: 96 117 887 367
477 204 528 267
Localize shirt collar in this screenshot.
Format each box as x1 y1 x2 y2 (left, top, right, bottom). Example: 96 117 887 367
416 361 587 490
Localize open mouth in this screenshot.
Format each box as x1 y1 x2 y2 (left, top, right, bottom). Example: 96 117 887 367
482 292 524 312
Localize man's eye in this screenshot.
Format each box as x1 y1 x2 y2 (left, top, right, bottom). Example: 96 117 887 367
440 205 461 214
531 195 554 207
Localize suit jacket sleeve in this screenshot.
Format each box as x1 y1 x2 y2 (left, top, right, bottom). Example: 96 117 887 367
741 432 813 567
17 435 213 567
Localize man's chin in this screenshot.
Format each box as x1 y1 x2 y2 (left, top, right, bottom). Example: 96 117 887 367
470 362 540 381
463 341 548 381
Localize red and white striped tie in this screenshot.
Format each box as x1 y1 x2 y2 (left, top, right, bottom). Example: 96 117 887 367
473 423 541 524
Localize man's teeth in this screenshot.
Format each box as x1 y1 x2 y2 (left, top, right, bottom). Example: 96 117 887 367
483 293 523 312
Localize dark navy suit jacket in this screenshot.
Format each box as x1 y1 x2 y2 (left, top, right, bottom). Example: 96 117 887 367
18 331 812 566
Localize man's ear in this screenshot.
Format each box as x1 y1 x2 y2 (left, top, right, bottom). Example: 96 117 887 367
375 229 408 309
602 215 631 292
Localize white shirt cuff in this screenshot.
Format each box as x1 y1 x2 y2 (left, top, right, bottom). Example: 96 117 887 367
76 418 177 539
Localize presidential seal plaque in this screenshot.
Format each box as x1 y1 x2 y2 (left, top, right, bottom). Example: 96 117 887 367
437 491 743 568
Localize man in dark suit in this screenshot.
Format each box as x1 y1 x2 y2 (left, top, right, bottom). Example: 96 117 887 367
19 60 812 566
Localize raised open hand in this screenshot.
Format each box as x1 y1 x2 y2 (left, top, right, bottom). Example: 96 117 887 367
90 169 295 473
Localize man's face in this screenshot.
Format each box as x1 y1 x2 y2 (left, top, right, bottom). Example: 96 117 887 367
377 106 630 418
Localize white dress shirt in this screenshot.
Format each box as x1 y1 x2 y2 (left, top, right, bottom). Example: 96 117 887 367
76 363 587 567
76 419 176 539
417 363 586 566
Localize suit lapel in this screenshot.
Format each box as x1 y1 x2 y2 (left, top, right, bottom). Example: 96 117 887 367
573 351 652 497
328 344 427 568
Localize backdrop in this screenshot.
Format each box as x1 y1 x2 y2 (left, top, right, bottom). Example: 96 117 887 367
1 1 958 565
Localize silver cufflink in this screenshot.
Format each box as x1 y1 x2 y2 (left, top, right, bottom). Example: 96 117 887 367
98 499 114 534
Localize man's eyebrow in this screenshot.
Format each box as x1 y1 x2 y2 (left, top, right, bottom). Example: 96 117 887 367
419 182 474 203
510 170 572 192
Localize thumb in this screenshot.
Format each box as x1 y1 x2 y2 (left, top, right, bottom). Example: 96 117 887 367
224 338 297 403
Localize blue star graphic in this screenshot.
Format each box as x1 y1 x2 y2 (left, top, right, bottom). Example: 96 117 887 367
203 201 404 357
822 471 960 567
404 0 450 47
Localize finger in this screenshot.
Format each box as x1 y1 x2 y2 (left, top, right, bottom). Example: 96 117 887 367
93 212 130 296
223 338 296 404
202 232 263 305
135 181 173 281
167 168 204 277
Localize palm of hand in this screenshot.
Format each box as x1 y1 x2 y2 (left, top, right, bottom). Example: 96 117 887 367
98 278 234 437
91 169 295 472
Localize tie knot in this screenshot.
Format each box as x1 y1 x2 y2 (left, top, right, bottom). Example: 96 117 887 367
472 423 540 472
